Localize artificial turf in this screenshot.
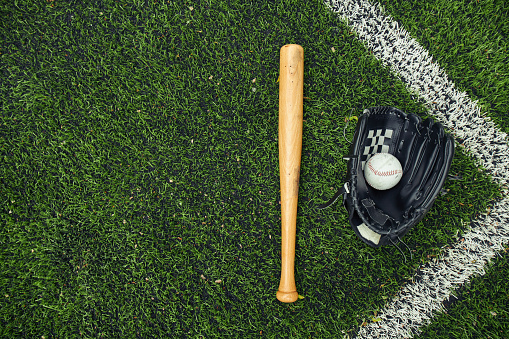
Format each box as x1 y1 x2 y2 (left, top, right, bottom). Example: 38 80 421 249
420 251 509 339
378 0 509 135
0 0 505 338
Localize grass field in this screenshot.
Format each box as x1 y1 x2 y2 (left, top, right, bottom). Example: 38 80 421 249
1 0 507 338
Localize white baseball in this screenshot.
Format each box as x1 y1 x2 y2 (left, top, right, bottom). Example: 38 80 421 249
364 153 403 190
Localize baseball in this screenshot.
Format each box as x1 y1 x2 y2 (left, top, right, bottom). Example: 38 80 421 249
364 153 403 190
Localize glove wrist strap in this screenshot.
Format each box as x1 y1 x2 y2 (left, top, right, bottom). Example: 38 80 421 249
316 183 349 210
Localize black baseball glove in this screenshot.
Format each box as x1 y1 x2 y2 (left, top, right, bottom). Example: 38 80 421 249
318 106 455 248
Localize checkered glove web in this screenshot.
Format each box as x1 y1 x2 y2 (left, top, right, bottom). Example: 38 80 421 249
318 107 455 248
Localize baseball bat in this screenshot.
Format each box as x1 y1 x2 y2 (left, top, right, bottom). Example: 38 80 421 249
277 44 304 303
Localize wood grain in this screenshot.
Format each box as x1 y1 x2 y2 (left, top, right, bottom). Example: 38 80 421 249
277 44 303 303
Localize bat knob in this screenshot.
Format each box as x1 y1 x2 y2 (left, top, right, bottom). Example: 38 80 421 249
276 290 299 303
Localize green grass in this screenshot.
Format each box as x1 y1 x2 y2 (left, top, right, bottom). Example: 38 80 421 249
0 0 506 338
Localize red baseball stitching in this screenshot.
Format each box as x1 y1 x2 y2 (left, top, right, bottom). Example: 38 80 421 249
368 161 402 177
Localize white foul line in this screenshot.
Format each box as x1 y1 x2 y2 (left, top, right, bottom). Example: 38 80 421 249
325 0 509 337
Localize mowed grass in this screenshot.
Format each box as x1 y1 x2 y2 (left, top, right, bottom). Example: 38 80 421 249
0 0 503 338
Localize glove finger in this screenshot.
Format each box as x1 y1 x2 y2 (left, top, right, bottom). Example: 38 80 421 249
399 117 440 204
401 118 432 184
397 113 423 173
418 121 445 188
418 132 454 208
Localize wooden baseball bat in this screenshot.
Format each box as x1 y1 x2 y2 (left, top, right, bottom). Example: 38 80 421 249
277 44 304 303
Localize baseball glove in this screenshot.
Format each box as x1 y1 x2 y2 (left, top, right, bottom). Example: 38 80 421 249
318 106 455 248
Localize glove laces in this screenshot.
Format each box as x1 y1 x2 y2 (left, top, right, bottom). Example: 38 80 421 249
389 236 413 262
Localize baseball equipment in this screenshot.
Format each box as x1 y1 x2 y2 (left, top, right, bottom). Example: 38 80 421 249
318 106 454 248
277 44 304 303
364 153 403 190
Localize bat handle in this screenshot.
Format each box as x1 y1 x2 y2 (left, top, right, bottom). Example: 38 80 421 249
276 209 299 302
277 171 300 303
277 176 299 303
